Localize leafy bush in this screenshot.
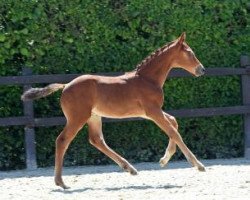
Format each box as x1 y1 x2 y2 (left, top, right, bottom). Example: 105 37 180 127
0 0 249 170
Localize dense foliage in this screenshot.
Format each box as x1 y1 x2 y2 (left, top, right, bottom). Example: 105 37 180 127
0 0 249 170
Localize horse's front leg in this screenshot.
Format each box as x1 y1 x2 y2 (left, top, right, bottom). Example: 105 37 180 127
146 108 205 171
159 113 177 167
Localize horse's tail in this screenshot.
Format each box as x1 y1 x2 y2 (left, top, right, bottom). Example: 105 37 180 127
21 83 65 101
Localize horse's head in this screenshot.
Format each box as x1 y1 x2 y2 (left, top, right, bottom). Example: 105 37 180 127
171 32 205 77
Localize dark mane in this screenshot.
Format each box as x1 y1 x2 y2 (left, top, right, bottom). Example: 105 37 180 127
135 41 174 72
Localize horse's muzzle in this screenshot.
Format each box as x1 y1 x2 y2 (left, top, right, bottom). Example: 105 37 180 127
195 65 205 76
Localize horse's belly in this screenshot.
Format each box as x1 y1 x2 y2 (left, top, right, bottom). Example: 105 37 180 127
92 105 146 119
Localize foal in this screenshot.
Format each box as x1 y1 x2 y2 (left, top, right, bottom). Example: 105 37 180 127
22 32 206 189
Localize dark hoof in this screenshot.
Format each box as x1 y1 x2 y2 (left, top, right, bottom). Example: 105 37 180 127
197 165 206 172
55 179 70 189
121 164 138 175
130 168 138 175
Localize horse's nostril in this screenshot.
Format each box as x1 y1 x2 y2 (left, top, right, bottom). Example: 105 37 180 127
196 65 205 76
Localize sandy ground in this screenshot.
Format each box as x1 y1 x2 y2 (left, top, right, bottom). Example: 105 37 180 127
0 158 250 200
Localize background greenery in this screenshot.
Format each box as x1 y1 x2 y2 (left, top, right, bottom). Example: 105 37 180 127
0 0 249 170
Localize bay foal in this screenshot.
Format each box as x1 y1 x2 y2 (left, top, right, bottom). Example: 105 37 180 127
22 33 206 189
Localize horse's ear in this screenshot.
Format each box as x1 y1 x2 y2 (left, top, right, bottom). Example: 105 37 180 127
178 32 186 44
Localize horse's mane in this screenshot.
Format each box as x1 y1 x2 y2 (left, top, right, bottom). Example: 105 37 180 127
135 41 175 72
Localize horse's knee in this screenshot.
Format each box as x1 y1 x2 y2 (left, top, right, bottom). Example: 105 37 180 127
89 136 104 146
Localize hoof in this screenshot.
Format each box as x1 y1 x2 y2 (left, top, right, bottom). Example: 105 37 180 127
121 164 138 175
129 168 138 175
55 179 70 190
197 165 206 172
159 158 167 167
159 157 171 167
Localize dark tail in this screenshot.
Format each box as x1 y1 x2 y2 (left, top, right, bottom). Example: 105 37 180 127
21 83 65 101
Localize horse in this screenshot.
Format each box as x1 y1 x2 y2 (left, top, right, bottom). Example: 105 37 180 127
21 32 206 189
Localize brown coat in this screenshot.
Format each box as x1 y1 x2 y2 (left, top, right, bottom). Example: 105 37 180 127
22 33 206 189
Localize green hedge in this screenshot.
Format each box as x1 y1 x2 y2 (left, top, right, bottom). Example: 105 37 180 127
0 0 249 170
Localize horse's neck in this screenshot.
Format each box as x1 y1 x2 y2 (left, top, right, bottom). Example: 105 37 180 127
136 52 172 87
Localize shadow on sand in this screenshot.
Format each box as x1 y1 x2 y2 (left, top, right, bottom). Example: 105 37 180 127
50 183 183 194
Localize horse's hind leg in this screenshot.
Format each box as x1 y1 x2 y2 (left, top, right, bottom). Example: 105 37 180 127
54 119 88 189
159 113 177 167
87 115 138 175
